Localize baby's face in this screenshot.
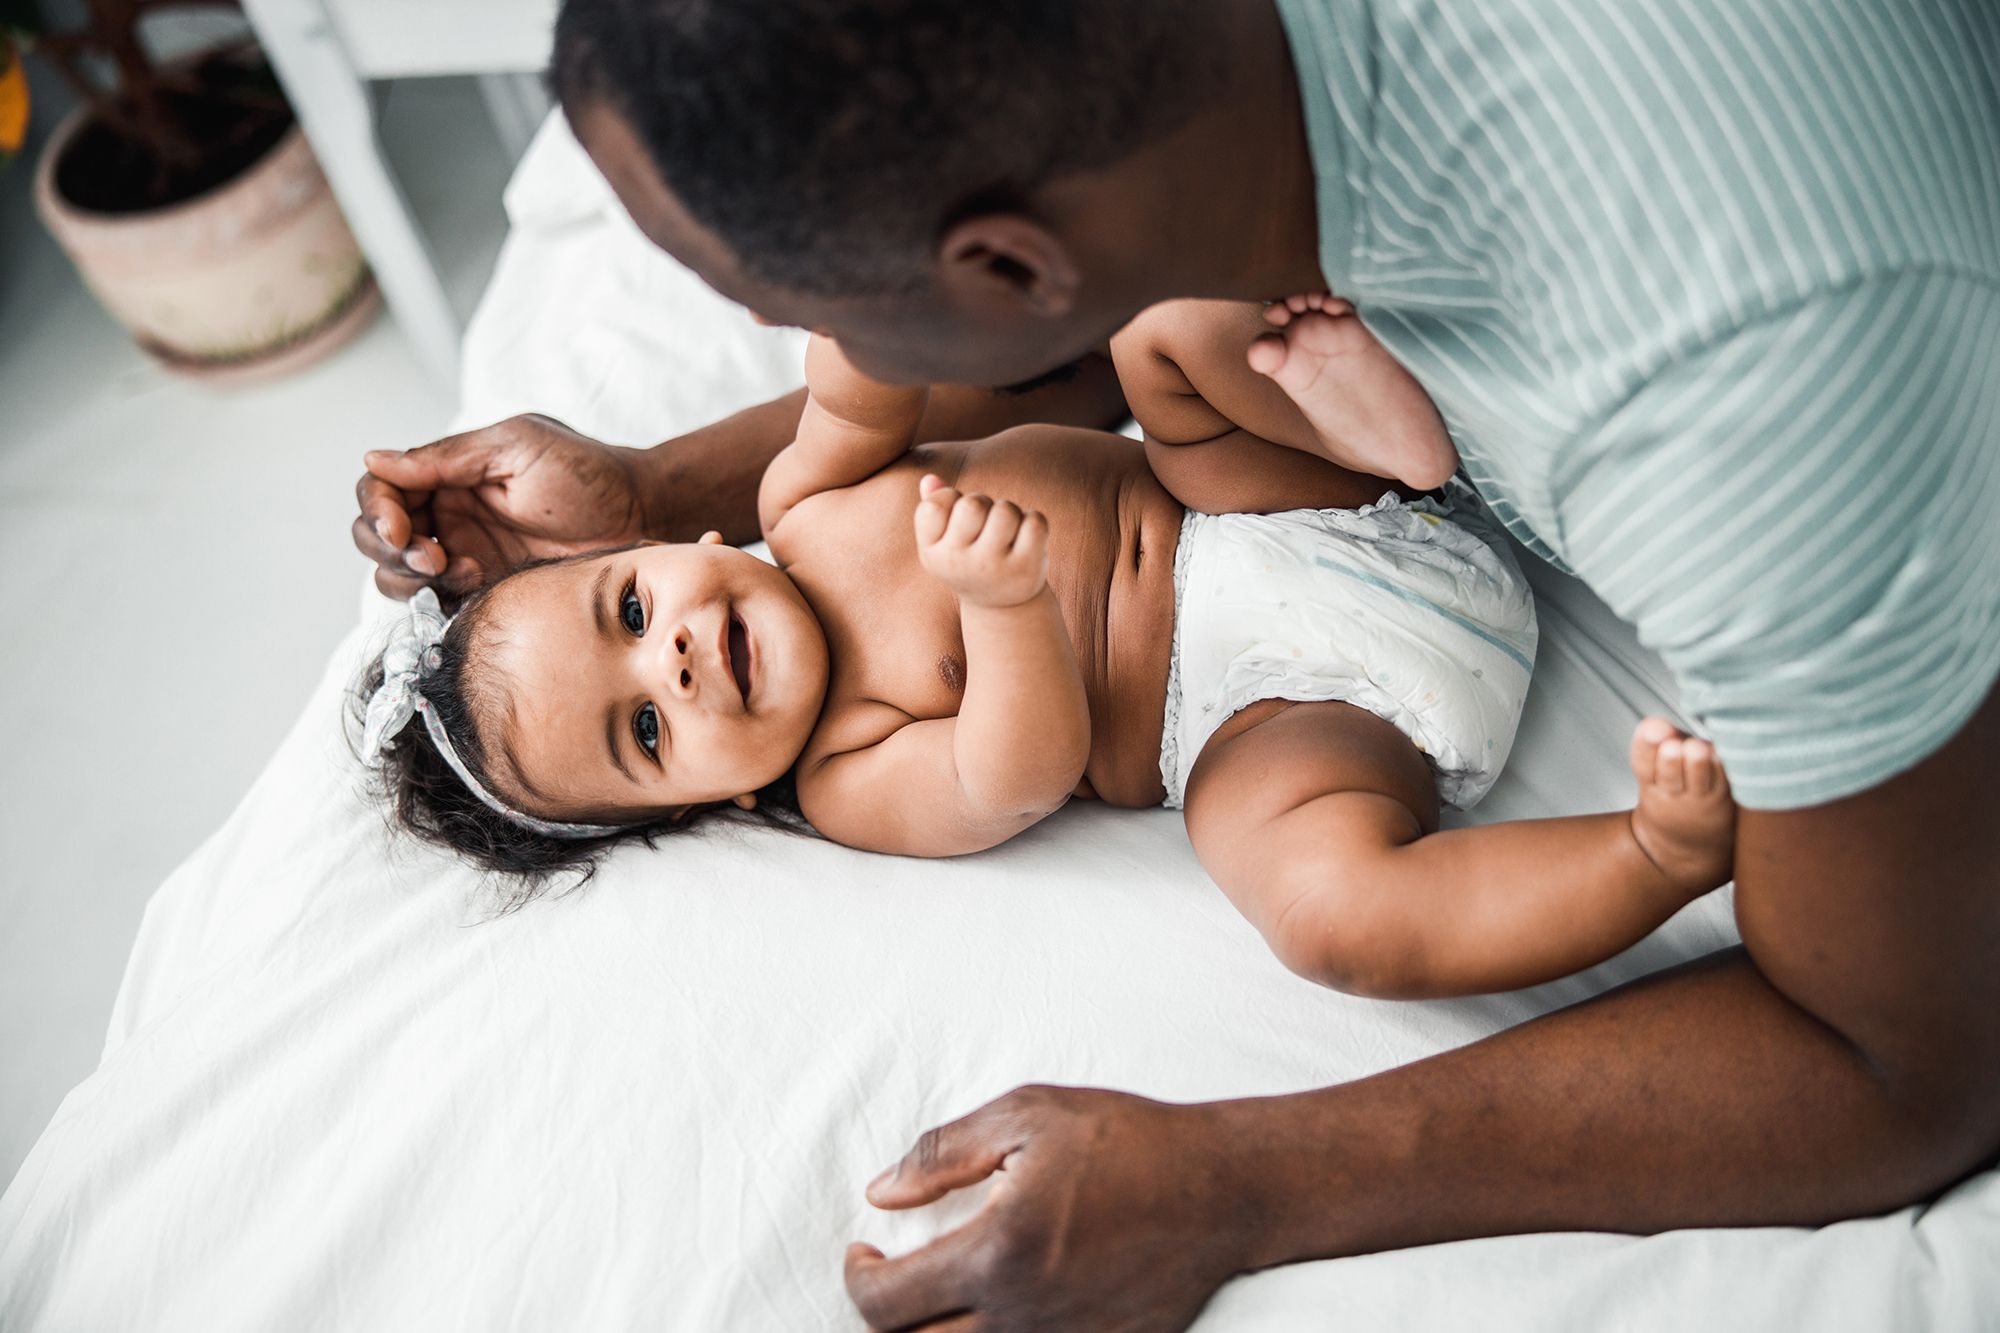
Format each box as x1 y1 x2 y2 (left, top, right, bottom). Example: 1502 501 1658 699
481 540 829 820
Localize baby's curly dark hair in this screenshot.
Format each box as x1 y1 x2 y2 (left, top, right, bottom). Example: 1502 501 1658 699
350 552 806 912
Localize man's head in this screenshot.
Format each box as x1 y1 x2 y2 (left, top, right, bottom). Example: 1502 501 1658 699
550 0 1232 387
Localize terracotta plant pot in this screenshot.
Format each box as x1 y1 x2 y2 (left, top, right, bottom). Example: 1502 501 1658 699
34 95 378 383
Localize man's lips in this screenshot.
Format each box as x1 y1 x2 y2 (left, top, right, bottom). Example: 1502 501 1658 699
726 611 752 703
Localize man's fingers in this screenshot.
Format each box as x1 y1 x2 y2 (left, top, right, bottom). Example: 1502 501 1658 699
355 472 427 554
351 512 412 572
364 432 507 491
351 513 457 589
868 1106 1022 1209
370 554 486 602
440 554 487 594
373 565 427 602
394 534 442 578
844 1233 988 1333
867 1312 981 1333
404 538 490 593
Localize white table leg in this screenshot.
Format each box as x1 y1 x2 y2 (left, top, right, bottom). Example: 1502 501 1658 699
241 0 462 385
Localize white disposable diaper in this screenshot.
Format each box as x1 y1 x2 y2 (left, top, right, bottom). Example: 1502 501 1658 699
1160 484 1537 810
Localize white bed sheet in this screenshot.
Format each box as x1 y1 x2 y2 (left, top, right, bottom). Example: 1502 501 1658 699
3 115 1994 1332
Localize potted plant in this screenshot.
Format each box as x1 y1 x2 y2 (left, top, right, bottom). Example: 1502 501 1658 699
21 0 377 380
1 2 32 164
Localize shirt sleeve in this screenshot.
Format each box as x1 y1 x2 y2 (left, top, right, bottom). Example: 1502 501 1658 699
1554 271 2000 809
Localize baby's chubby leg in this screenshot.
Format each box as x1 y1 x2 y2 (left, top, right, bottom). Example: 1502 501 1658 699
1252 294 1460 491
1182 701 1735 999
1110 297 1457 503
1111 300 1407 515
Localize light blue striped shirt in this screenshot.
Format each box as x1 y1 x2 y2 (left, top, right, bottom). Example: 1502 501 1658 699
1276 0 2000 808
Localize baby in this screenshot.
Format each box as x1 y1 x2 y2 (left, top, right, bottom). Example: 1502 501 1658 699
357 298 1735 998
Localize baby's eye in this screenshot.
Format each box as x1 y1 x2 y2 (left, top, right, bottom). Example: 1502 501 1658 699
634 702 660 757
620 584 646 636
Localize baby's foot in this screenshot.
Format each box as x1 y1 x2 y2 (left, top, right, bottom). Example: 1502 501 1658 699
1628 718 1736 900
1249 293 1460 491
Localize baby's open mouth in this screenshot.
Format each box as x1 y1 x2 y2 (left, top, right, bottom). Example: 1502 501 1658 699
727 612 752 702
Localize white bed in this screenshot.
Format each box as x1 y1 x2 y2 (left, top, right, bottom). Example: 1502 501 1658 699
2 115 1994 1332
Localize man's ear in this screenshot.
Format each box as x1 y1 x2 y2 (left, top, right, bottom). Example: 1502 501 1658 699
935 214 1080 319
698 530 724 546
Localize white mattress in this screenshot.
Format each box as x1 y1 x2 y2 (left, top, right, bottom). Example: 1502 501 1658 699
3 115 1994 1332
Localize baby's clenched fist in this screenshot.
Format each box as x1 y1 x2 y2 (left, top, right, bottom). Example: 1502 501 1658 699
913 474 1050 608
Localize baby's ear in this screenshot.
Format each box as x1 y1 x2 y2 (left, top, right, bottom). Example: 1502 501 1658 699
730 793 759 811
698 530 724 546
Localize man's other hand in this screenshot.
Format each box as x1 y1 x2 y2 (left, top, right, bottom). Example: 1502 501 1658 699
352 414 651 599
847 1085 1254 1333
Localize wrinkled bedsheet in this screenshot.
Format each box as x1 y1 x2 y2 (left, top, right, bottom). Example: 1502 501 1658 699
3 116 1994 1332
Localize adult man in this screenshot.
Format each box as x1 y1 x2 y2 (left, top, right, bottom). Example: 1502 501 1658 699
354 1 1999 1328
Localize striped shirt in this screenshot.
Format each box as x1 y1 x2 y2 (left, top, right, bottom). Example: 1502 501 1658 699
1275 0 2000 808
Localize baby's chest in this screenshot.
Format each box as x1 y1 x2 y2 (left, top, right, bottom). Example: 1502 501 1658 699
785 526 968 724
824 590 968 722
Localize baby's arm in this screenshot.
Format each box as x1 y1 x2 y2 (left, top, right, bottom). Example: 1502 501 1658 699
759 335 931 538
798 478 1091 857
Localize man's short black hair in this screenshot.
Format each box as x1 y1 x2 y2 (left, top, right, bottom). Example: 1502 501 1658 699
551 0 1216 296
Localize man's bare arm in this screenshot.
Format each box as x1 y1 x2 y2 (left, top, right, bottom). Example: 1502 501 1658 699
847 687 2000 1330
354 352 1124 595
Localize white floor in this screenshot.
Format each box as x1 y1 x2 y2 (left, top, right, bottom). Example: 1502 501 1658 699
0 76 512 1187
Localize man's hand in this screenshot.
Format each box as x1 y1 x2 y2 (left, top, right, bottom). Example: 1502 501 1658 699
846 1086 1252 1333
353 414 651 599
913 476 1050 609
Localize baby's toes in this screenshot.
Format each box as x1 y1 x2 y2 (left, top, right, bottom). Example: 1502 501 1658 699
1656 738 1687 795
1698 741 1731 799
1630 716 1672 784
1684 739 1716 795
1247 331 1292 375
1288 309 1373 359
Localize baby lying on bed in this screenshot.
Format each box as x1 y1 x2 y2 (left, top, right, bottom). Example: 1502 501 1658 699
356 298 1735 998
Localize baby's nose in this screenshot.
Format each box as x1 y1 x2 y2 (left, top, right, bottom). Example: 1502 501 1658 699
660 625 697 698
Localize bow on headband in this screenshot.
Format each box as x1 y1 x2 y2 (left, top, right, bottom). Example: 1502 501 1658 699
360 588 620 840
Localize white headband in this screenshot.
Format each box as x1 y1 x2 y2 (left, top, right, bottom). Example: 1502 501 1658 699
360 588 622 841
